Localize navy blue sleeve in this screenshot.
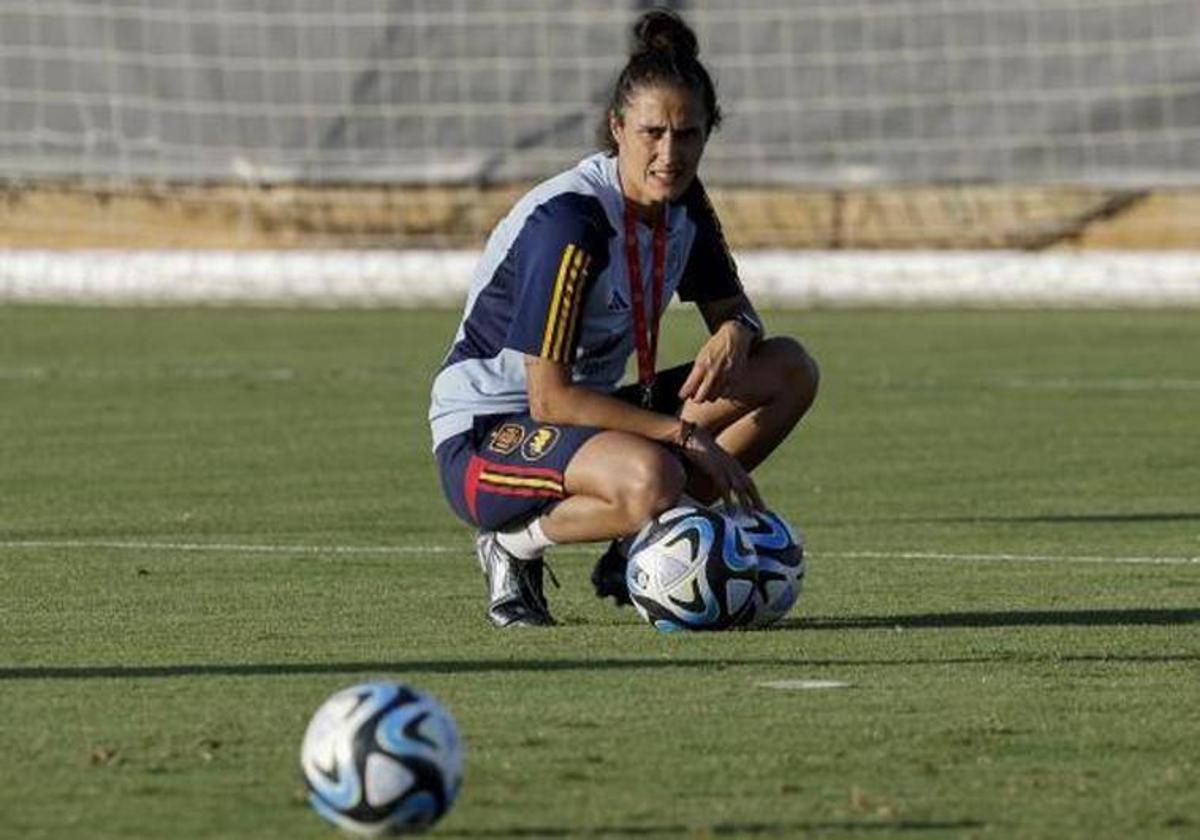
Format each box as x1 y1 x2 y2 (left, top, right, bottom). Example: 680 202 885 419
676 179 743 303
506 193 612 364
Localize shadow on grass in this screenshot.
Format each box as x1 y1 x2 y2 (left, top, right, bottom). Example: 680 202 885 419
437 819 985 837
796 607 1200 630
3 647 1198 682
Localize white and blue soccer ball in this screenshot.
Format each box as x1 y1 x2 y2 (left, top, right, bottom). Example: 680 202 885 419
300 681 464 836
625 504 759 631
731 509 806 628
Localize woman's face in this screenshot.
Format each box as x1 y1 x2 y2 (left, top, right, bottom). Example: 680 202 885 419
610 83 708 212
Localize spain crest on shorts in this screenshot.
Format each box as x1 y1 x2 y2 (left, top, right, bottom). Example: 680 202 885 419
521 426 561 461
487 423 525 455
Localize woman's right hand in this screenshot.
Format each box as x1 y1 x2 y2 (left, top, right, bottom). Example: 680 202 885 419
678 423 764 512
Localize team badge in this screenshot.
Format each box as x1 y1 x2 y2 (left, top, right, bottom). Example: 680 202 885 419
521 426 561 461
487 423 526 455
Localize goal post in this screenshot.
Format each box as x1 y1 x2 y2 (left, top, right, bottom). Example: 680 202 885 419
2 0 1199 305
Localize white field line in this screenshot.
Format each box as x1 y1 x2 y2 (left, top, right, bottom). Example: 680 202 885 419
830 550 1200 566
6 366 1200 400
758 679 852 690
1000 377 1200 392
0 539 444 555
0 539 1196 566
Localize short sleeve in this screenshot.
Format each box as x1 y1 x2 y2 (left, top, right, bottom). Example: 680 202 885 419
676 179 743 303
506 193 612 364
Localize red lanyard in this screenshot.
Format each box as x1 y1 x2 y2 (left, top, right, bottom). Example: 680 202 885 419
623 198 667 407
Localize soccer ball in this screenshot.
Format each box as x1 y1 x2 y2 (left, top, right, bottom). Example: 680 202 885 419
732 509 806 628
625 504 759 631
300 681 464 836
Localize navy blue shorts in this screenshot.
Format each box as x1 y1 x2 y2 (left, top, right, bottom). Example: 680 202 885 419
435 363 691 531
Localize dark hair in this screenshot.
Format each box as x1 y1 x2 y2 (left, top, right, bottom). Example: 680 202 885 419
597 8 723 154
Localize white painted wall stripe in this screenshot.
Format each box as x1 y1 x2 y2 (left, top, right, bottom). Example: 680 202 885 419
3 249 1200 307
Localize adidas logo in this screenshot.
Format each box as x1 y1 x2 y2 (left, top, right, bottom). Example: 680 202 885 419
607 286 630 312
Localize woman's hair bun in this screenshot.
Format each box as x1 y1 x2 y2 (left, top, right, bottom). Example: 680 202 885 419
631 9 698 61
596 7 721 153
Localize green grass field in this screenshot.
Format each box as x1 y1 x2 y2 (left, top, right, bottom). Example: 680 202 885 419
2 305 1198 839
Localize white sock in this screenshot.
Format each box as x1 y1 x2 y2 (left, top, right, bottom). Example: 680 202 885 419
496 517 555 560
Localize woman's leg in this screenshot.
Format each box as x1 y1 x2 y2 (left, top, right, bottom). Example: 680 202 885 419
680 336 819 503
443 417 681 627
590 337 819 604
538 430 686 543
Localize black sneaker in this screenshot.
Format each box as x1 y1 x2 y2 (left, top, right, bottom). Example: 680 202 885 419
590 539 632 607
475 532 556 627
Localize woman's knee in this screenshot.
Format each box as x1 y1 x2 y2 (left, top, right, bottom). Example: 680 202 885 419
756 335 820 409
614 448 686 527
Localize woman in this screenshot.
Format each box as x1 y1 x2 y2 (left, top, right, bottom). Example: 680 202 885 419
428 9 819 627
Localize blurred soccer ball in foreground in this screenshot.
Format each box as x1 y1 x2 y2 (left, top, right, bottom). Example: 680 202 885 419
625 505 759 631
301 681 463 836
731 509 806 628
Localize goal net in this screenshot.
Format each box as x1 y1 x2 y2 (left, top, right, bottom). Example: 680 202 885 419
2 0 1199 305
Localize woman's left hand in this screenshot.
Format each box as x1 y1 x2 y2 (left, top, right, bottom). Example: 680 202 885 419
677 320 754 403
678 423 764 511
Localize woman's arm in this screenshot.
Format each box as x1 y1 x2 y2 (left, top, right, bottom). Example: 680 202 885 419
677 292 764 403
525 355 684 443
